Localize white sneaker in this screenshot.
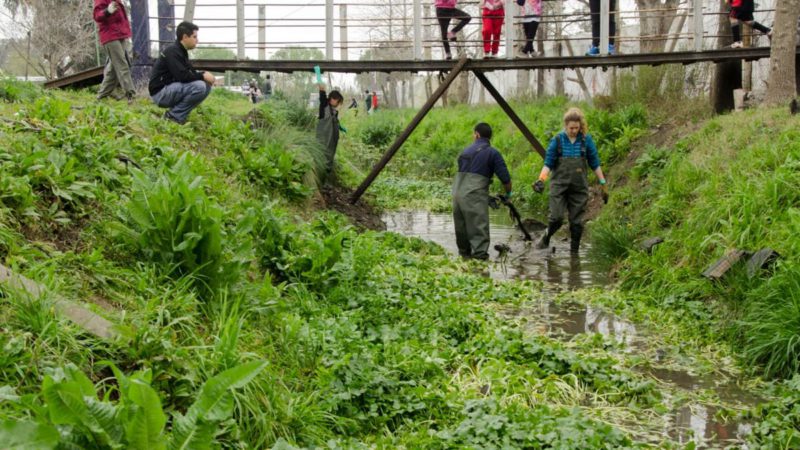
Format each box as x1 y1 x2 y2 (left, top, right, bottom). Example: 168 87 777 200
731 41 743 48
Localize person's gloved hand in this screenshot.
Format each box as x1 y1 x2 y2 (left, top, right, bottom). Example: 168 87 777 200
107 0 118 14
599 179 609 204
533 180 545 194
339 124 347 133
500 191 512 202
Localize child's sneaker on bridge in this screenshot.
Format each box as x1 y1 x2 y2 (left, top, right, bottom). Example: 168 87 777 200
586 45 600 56
730 41 744 48
608 44 616 55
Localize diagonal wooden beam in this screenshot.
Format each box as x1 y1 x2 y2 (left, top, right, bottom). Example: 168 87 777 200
473 70 546 158
349 56 469 204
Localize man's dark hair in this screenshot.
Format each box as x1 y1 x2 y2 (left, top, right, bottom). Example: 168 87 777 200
177 22 199 41
474 122 492 139
329 90 344 102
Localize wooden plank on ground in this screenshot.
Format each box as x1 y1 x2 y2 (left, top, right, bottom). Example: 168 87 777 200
702 249 750 280
0 264 118 339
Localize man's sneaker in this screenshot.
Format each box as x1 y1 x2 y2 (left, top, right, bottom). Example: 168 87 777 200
730 41 744 49
447 31 457 41
767 30 773 42
163 111 183 125
445 53 453 60
608 44 616 55
586 45 600 56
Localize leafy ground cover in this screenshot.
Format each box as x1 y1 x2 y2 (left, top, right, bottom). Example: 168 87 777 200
0 80 699 448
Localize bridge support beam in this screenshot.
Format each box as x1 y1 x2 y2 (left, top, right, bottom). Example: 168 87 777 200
473 71 545 157
350 58 551 203
350 58 469 204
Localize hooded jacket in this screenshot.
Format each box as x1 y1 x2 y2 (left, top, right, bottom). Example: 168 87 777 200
93 0 132 45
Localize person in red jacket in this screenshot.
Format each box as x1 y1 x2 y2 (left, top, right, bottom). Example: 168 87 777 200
726 0 771 48
371 91 378 112
480 0 504 58
93 0 135 103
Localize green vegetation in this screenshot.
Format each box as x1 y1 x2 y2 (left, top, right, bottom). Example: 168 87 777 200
0 79 687 448
338 97 648 214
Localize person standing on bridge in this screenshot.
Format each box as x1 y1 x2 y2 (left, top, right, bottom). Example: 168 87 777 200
480 0 504 59
533 108 607 253
586 0 616 56
519 0 542 57
317 83 344 183
453 123 512 261
726 0 772 49
436 0 472 60
149 21 215 124
93 0 136 103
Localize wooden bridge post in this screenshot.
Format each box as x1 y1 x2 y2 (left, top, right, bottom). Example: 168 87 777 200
340 5 349 60
183 0 197 22
326 0 334 59
600 0 610 55
505 0 515 59
129 0 151 88
693 0 704 52
157 0 174 52
414 0 423 60
259 6 267 61
236 0 245 59
349 58 469 204
473 70 546 158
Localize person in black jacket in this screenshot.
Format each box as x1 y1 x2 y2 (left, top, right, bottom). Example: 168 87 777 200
149 21 215 124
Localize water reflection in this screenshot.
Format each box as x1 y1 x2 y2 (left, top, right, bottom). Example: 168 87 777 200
382 210 755 448
382 210 608 289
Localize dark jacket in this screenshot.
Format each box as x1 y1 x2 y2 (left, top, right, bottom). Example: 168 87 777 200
457 137 511 184
93 0 132 45
148 41 205 96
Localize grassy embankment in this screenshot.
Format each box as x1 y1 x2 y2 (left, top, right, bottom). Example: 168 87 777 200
0 78 698 448
339 88 800 447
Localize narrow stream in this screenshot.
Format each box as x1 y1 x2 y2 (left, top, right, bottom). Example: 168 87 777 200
383 210 757 448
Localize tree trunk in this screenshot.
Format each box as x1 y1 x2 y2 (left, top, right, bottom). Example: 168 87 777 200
635 0 680 53
711 0 741 112
764 0 800 106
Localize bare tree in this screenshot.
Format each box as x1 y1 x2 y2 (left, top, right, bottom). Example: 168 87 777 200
635 0 682 53
764 0 800 106
2 0 95 79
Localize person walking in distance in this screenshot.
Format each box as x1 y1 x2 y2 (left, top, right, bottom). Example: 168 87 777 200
519 0 542 57
371 91 379 112
149 21 216 124
480 0 504 58
533 108 608 253
94 0 136 103
586 0 616 55
435 0 472 60
726 0 772 48
452 123 512 261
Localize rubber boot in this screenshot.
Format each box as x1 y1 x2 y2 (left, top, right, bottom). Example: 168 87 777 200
569 223 583 253
537 220 562 249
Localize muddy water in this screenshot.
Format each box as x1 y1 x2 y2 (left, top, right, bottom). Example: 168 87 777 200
383 210 757 448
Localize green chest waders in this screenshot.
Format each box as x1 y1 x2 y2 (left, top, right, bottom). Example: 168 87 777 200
452 148 493 260
537 139 591 252
316 105 340 183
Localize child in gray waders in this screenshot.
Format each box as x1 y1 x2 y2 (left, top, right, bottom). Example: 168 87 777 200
316 84 343 183
452 123 512 260
533 107 608 252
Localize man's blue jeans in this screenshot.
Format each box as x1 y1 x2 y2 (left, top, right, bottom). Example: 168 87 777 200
151 80 211 123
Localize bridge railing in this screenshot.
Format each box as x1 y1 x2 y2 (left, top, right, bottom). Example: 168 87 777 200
153 1 774 62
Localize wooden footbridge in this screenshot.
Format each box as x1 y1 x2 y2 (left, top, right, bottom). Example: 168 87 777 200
42 0 783 203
